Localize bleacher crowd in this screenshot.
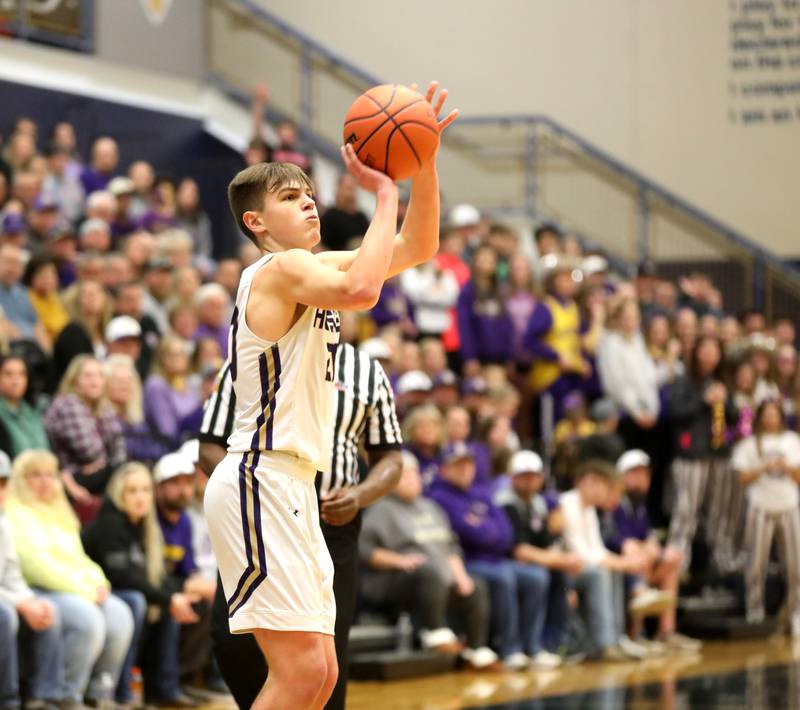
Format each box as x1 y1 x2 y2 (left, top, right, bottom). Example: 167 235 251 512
0 99 799 710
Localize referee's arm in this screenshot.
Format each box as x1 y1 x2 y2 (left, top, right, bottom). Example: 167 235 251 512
320 360 403 526
197 361 235 476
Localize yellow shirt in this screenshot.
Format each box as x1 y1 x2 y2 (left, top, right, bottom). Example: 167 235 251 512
554 419 596 446
7 500 109 601
529 296 582 393
28 290 69 341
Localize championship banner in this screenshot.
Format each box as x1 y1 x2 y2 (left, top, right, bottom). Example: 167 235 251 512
0 0 92 52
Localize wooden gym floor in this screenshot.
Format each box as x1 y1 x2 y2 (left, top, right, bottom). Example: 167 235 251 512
201 637 800 709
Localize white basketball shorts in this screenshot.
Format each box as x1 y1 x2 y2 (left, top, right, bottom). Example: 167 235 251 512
204 450 335 635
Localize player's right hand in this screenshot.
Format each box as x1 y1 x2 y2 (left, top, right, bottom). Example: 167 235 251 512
398 553 427 573
340 144 397 195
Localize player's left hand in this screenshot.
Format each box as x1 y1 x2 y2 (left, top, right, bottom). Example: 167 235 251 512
321 488 361 526
410 81 459 136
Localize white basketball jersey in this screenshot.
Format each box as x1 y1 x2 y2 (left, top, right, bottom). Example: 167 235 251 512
226 253 341 471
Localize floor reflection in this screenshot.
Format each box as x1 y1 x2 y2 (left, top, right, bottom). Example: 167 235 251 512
485 657 800 709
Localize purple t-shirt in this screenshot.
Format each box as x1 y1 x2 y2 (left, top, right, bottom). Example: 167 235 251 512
607 495 651 553
158 508 196 579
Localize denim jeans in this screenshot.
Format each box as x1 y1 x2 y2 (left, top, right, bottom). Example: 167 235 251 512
141 609 182 702
113 590 148 703
0 598 63 705
573 566 623 653
39 591 134 703
541 569 570 653
466 559 550 657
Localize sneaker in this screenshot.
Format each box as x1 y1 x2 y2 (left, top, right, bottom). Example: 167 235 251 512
503 652 531 671
461 646 500 670
628 588 676 618
747 608 766 625
617 635 650 660
419 627 463 654
659 632 703 653
529 651 562 669
633 638 667 657
601 644 631 662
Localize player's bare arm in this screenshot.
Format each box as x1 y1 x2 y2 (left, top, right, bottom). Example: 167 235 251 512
243 147 398 341
319 81 458 277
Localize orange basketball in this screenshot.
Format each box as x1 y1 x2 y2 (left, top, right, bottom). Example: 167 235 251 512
343 84 440 181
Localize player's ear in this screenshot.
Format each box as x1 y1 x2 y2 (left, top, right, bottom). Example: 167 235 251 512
242 210 266 236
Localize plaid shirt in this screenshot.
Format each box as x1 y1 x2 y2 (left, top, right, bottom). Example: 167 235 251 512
43 394 126 476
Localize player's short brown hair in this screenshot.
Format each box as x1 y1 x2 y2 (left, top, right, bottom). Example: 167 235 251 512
575 459 619 483
227 162 314 247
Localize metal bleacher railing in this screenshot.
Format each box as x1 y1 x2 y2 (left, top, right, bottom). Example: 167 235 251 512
206 0 800 321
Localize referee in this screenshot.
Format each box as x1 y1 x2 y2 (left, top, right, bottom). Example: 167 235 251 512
198 340 403 710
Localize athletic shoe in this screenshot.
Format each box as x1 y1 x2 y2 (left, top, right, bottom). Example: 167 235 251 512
659 632 703 653
746 609 766 625
420 627 463 654
461 646 501 670
503 652 531 671
633 638 667 657
617 635 650 660
529 651 563 669
628 588 676 617
601 645 633 662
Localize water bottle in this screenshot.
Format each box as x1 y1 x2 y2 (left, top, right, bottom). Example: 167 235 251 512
99 672 114 710
396 612 414 653
129 667 144 708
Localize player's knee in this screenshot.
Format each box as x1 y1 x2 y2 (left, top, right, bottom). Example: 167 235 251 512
663 546 683 568
287 651 330 703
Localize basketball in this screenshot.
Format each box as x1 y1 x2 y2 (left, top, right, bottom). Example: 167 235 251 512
343 84 440 181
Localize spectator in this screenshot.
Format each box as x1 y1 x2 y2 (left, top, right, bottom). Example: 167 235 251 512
104 354 170 466
43 145 84 223
127 161 155 220
505 252 537 369
114 280 160 379
428 443 551 671
525 257 589 421
576 398 625 465
142 257 173 335
0 449 63 710
27 194 63 254
359 452 498 667
431 369 461 412
673 307 698 364
139 180 178 235
79 218 112 254
7 449 134 708
457 244 514 376
667 336 738 572
774 318 796 347
560 460 659 661
271 120 312 175
731 359 758 440
43 355 126 521
107 177 139 242
144 335 202 448
395 370 433 417
400 261 459 340
401 404 444 488
644 313 683 388
774 343 799 427
46 223 79 289
23 254 69 343
370 275 415 335
52 279 110 383
320 173 369 251
193 284 230 356
597 299 660 453
175 178 213 261
444 404 492 486
153 452 215 694
0 355 49 457
212 259 242 301
0 244 50 353
82 461 202 707
80 137 119 195
105 315 143 364
733 400 800 635
610 451 699 652
495 450 580 659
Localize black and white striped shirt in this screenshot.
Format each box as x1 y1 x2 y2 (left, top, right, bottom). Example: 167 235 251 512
199 342 402 496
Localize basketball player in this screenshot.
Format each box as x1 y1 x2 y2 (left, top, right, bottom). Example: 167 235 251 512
200 340 403 709
204 83 456 710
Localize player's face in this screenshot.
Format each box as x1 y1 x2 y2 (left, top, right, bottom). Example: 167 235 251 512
259 182 319 251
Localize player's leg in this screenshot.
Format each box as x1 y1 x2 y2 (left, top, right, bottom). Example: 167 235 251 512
310 634 338 710
250 629 333 710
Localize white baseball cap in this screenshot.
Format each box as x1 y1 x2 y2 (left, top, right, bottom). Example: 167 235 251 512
396 370 433 395
359 337 391 361
105 315 142 343
617 449 651 473
178 439 199 466
154 452 196 484
509 450 544 476
448 203 481 229
582 255 609 277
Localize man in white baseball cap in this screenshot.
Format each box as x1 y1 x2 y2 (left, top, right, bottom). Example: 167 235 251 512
613 450 700 654
495 450 583 669
395 369 432 415
105 314 142 363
